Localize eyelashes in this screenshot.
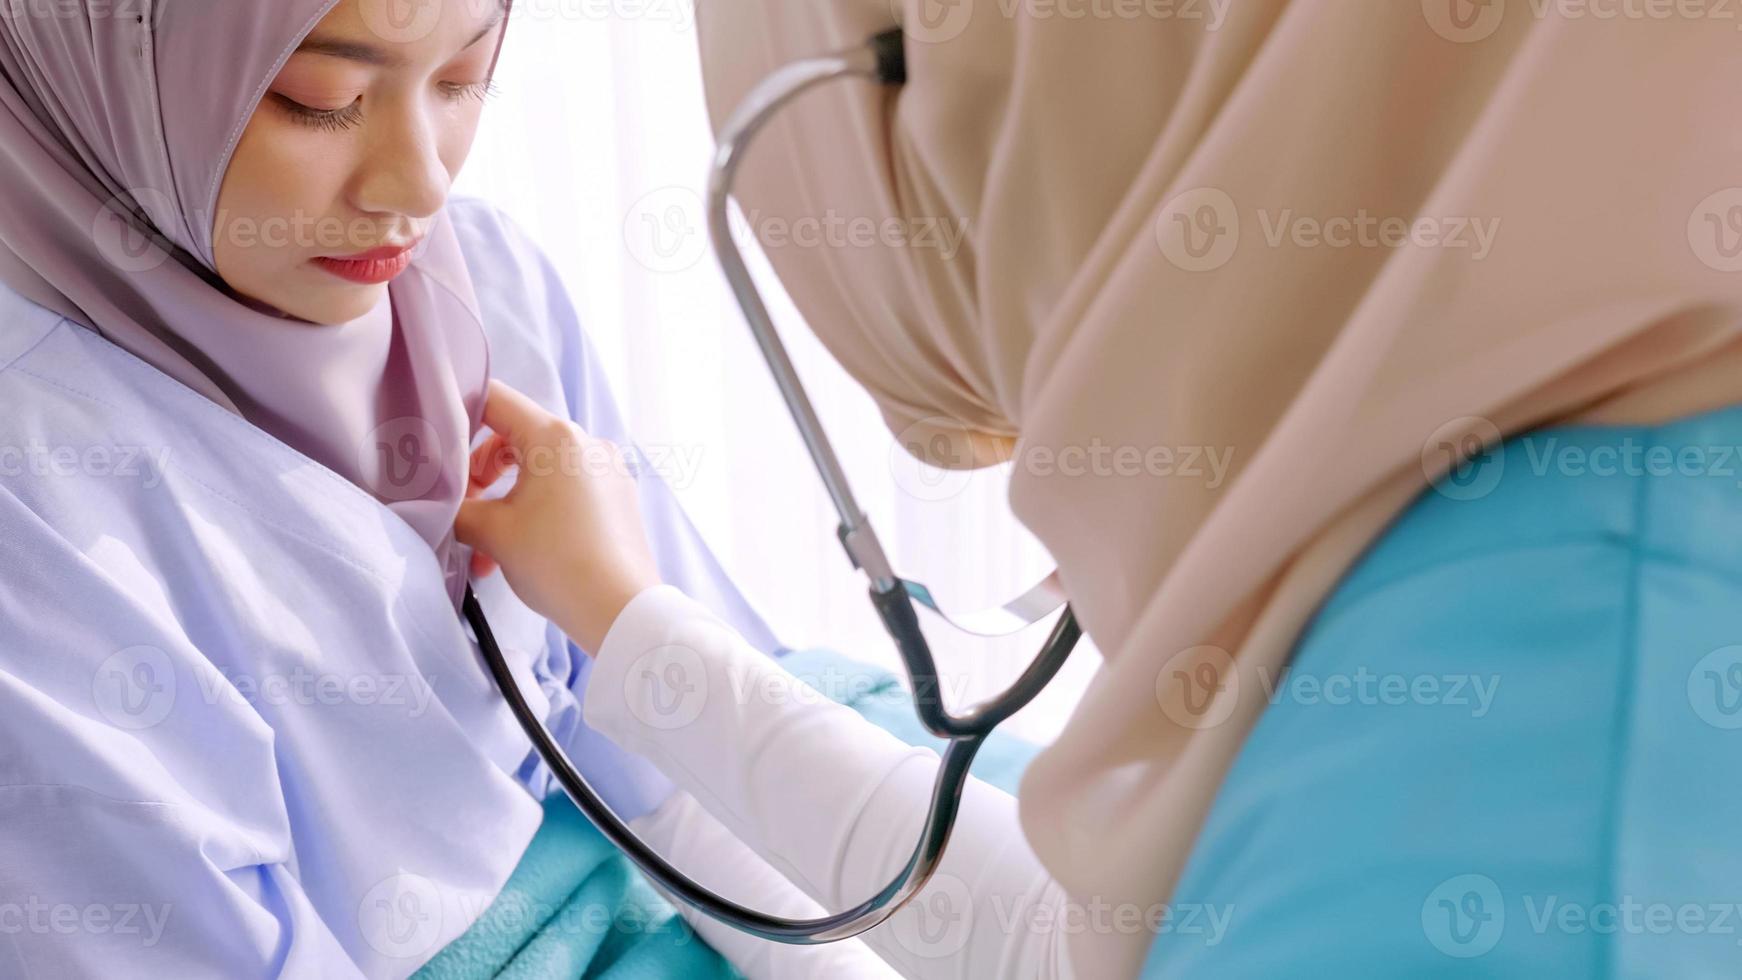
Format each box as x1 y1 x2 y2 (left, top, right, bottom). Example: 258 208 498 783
442 78 501 105
271 93 364 133
271 79 499 134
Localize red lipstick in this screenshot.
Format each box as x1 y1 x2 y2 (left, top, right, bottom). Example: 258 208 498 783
312 241 418 285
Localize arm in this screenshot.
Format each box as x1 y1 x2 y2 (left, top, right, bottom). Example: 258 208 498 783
458 383 914 978
0 487 372 977
590 585 1076 980
456 384 1077 979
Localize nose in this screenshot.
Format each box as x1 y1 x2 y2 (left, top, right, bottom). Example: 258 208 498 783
351 98 451 229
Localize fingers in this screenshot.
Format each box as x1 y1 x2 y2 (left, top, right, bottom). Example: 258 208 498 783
467 432 514 496
454 495 505 550
479 379 543 440
481 379 587 453
458 499 502 579
469 380 591 496
458 460 505 580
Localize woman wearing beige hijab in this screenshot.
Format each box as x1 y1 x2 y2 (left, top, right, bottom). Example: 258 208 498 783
458 0 1742 976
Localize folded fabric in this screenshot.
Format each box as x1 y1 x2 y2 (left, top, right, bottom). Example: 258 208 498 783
412 789 735 980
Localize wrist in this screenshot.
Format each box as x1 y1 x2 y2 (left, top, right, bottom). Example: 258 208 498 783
567 575 662 655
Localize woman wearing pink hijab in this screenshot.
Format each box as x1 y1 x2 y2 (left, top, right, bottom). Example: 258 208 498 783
456 1 1742 978
0 1 909 976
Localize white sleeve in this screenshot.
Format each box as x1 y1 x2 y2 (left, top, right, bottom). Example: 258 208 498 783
628 792 899 979
585 585 1077 980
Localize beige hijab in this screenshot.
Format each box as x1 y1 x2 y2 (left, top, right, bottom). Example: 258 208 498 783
700 2 1742 973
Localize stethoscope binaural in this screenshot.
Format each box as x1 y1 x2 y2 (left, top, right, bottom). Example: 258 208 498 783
462 29 1082 945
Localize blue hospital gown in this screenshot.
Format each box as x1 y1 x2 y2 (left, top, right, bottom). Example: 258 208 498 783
0 197 782 978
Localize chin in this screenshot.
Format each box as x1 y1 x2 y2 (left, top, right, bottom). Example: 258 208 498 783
224 263 387 325
279 281 387 325
314 283 388 324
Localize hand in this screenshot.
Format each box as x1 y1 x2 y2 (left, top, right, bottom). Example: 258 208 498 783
456 379 663 654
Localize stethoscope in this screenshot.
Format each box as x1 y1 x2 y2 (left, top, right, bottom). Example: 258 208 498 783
462 28 1082 945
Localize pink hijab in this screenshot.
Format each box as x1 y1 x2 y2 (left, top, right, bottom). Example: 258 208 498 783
0 0 504 602
701 2 1742 974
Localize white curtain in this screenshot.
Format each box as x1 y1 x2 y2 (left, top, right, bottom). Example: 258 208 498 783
455 3 1099 743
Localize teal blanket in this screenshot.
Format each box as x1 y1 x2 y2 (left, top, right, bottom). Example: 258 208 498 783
415 648 1039 979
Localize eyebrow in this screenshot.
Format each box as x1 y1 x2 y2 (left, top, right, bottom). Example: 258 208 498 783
295 4 507 68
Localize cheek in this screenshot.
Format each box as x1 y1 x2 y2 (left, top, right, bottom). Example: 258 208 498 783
213 116 349 266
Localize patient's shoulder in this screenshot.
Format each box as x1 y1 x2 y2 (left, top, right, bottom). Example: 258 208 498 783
444 194 560 313
446 195 571 347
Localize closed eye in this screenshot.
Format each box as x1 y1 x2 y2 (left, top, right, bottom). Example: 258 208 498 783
439 79 500 103
269 78 495 134
271 93 364 133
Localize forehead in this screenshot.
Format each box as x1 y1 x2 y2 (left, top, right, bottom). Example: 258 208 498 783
295 0 508 68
